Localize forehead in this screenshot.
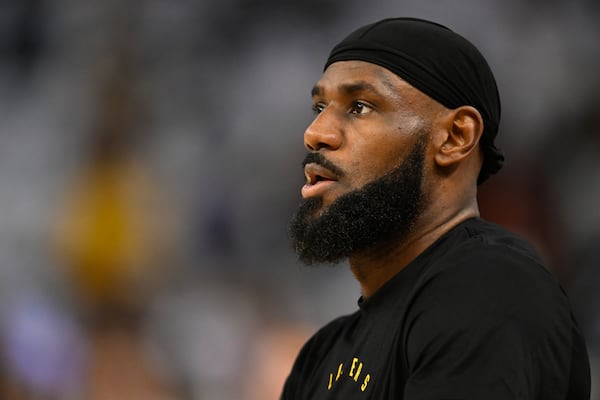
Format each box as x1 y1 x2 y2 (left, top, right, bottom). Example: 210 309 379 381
313 60 422 101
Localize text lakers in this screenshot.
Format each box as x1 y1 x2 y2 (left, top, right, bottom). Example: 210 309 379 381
327 357 372 392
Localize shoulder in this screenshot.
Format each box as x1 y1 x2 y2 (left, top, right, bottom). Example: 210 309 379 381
413 219 570 322
290 313 356 370
425 218 558 291
405 218 575 360
401 220 580 397
405 218 575 355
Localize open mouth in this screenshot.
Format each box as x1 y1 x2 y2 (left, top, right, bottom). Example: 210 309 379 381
311 173 335 185
302 163 339 198
304 163 339 186
315 175 332 182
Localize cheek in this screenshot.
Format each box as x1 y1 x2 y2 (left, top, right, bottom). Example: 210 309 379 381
342 116 427 188
351 140 405 184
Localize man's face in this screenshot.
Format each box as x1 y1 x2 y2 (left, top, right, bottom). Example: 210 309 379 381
289 61 439 264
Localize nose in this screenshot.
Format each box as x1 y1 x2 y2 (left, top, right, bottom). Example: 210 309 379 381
304 110 343 152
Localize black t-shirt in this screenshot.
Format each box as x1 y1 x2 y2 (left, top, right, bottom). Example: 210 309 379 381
281 218 590 399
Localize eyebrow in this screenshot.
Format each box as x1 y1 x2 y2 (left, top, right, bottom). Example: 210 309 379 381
311 85 322 98
311 79 395 98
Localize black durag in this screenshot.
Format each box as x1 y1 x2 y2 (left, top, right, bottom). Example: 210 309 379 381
325 17 504 183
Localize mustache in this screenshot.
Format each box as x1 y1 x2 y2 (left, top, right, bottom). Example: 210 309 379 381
302 152 345 178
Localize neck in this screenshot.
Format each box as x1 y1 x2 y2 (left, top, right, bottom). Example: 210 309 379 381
349 203 479 299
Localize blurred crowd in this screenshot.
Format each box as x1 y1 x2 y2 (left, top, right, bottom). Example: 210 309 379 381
0 0 598 399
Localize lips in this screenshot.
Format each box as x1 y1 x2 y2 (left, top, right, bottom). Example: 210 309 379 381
302 163 339 198
304 163 339 184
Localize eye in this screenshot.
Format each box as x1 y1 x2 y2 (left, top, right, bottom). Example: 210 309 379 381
350 101 373 115
312 103 325 115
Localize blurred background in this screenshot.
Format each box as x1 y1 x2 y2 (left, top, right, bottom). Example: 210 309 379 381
0 0 598 399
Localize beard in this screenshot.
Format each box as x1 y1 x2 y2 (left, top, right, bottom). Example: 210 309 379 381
289 135 428 265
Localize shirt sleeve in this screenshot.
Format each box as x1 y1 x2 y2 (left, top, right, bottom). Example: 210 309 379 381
402 244 574 400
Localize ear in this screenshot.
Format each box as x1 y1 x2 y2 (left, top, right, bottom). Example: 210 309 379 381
433 106 484 168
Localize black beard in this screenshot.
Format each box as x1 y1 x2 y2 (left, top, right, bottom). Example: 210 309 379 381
289 136 427 265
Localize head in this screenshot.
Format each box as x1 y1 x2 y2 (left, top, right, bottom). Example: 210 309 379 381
289 18 503 265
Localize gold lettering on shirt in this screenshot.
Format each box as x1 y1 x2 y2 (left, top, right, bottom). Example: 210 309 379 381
353 362 363 382
328 363 344 391
326 357 372 393
336 363 344 381
361 374 371 392
350 357 358 377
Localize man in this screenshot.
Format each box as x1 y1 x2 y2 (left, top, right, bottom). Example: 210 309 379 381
283 18 590 399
